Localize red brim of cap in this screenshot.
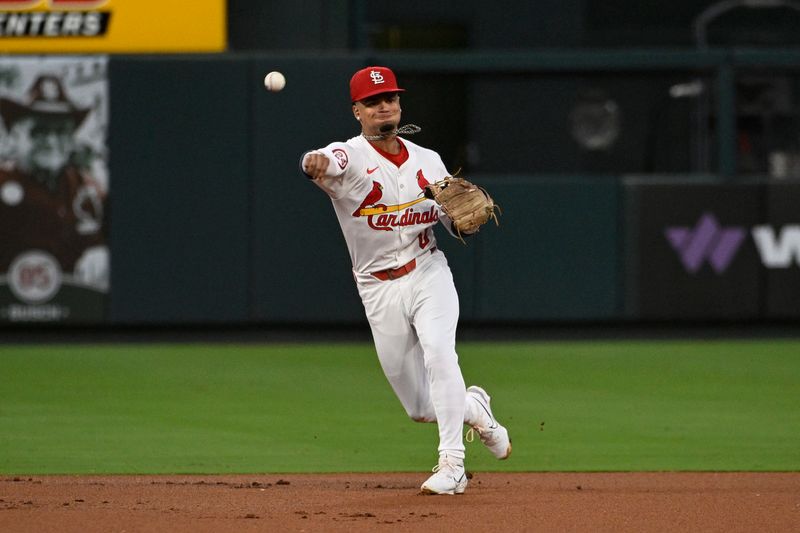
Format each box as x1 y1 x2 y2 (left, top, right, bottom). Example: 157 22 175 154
352 87 405 103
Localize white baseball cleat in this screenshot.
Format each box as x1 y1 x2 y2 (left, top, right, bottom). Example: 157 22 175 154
420 453 468 495
467 385 512 460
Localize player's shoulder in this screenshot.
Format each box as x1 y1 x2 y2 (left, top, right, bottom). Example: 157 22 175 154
321 135 369 152
400 137 443 161
345 135 369 149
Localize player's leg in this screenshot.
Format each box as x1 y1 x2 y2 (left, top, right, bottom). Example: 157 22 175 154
405 253 512 461
356 276 437 422
409 252 470 494
409 252 466 459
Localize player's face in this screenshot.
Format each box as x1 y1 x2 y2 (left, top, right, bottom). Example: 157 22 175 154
354 92 401 134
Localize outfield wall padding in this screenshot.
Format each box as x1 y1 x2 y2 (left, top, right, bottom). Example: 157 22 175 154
8 55 797 327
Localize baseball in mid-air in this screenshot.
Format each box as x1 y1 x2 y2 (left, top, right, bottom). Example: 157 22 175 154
264 71 286 92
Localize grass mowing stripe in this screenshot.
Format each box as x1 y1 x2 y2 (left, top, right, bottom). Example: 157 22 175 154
0 340 798 474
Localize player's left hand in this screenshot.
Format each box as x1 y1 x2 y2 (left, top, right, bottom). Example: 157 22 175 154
424 176 500 241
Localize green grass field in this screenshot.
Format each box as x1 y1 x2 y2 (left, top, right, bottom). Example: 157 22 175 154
1 340 798 474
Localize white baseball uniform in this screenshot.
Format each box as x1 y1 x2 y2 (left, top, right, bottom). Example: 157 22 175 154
302 134 482 459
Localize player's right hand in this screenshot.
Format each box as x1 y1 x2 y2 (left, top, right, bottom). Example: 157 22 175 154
302 152 330 180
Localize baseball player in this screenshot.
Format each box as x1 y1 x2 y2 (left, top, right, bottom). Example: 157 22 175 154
301 66 510 495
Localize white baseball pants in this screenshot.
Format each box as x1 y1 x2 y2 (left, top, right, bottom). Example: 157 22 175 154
355 249 467 457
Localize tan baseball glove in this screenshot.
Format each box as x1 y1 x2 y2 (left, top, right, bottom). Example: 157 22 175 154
424 176 500 241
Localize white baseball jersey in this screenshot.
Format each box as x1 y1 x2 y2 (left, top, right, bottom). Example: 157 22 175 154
305 134 453 274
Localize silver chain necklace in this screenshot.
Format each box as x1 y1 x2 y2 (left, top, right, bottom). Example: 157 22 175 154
362 124 421 141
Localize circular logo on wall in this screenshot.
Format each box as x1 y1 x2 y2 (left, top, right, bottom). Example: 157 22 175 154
569 90 620 151
8 251 63 304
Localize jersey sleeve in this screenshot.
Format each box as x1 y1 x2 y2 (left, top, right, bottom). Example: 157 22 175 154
302 141 365 200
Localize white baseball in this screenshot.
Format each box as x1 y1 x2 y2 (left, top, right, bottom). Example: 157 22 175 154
264 71 286 92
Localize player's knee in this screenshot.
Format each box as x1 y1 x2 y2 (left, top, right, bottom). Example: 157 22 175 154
424 349 459 376
406 406 436 423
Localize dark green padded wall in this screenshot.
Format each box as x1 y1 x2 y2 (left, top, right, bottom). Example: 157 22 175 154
109 57 251 323
475 176 621 320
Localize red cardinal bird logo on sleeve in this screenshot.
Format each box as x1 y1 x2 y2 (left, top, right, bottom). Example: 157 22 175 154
416 169 430 190
353 181 384 216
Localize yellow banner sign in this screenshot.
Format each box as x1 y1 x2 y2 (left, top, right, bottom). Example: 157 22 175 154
0 0 226 53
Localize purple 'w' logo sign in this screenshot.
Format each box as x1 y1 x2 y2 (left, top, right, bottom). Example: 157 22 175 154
664 212 746 274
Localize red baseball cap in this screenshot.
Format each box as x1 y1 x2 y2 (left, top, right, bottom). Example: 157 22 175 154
349 66 405 103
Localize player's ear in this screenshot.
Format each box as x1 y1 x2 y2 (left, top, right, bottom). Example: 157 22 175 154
353 105 361 122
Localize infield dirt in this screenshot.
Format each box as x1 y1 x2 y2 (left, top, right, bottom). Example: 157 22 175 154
1 472 798 532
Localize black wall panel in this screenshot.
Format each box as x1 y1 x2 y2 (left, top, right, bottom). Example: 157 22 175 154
624 179 763 320
763 182 800 319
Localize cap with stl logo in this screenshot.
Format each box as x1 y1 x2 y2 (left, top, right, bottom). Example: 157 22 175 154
349 66 405 103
